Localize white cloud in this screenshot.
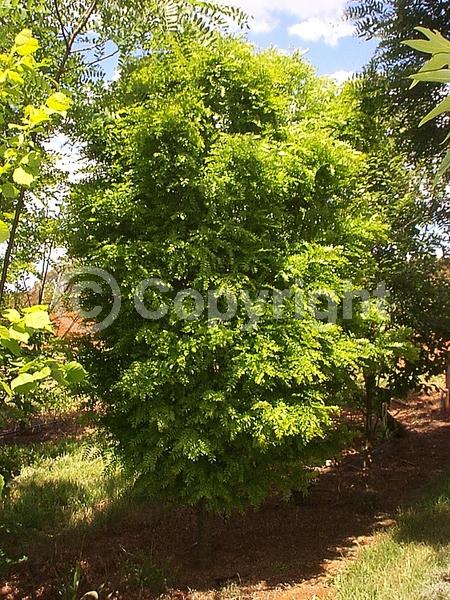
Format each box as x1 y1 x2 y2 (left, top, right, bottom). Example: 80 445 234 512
327 70 354 84
250 18 276 34
225 0 351 35
112 67 121 82
289 17 354 46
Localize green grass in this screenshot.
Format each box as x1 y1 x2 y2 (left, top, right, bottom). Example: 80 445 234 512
0 439 127 573
334 474 450 600
0 438 82 483
3 446 123 531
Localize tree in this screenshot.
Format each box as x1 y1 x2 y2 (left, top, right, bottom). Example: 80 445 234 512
0 0 247 299
347 0 450 166
65 36 409 516
334 11 450 392
0 30 85 427
0 28 71 301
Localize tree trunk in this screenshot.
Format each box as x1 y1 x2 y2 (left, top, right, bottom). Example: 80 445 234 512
195 503 211 567
364 372 377 441
0 189 25 302
363 372 377 469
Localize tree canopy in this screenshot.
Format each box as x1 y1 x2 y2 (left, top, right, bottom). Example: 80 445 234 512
64 36 417 512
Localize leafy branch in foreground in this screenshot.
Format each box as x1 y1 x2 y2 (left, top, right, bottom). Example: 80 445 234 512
0 28 71 301
403 27 450 184
0 305 86 428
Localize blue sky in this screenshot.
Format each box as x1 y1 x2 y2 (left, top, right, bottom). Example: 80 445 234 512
105 1 378 85
228 0 378 81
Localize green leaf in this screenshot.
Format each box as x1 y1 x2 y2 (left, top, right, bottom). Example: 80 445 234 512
9 326 29 343
24 105 50 126
63 361 87 384
50 364 66 385
11 372 36 394
434 147 450 185
0 325 10 338
14 29 39 56
0 220 9 243
13 166 34 187
31 366 51 381
22 304 48 313
20 151 41 170
0 337 21 356
420 96 450 127
410 69 450 83
46 92 71 115
6 69 24 84
1 183 19 199
3 309 21 323
419 54 450 73
403 28 450 55
23 309 51 330
0 380 12 398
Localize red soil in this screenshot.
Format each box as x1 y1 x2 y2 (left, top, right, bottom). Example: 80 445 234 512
1 391 449 600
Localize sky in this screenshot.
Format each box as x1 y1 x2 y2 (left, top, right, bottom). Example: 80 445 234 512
64 0 380 183
104 0 377 85
225 0 378 81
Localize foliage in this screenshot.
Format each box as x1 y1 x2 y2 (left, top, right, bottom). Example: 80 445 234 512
346 0 450 167
338 71 450 393
0 28 71 228
404 27 450 184
65 37 412 513
0 305 86 424
0 30 85 429
0 27 72 300
0 0 247 297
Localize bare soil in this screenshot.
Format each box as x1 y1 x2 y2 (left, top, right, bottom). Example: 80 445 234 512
1 391 449 600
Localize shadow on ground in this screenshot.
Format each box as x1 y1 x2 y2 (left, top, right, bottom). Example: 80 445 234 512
2 393 450 599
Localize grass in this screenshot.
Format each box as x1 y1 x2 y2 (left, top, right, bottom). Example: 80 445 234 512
334 473 450 600
2 433 450 598
0 437 172 597
0 438 127 575
0 438 82 483
4 446 121 531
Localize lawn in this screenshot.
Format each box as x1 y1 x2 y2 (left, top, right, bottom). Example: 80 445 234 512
334 474 450 600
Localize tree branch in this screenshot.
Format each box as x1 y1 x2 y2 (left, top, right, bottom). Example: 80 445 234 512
53 0 69 46
84 48 119 69
0 189 26 303
55 0 99 84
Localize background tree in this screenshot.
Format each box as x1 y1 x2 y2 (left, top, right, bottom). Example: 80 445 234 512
347 0 450 166
341 5 450 391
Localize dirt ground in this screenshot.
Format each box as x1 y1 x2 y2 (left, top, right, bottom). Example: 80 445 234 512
1 390 450 600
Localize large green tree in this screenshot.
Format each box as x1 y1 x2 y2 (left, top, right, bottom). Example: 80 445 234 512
65 37 407 514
